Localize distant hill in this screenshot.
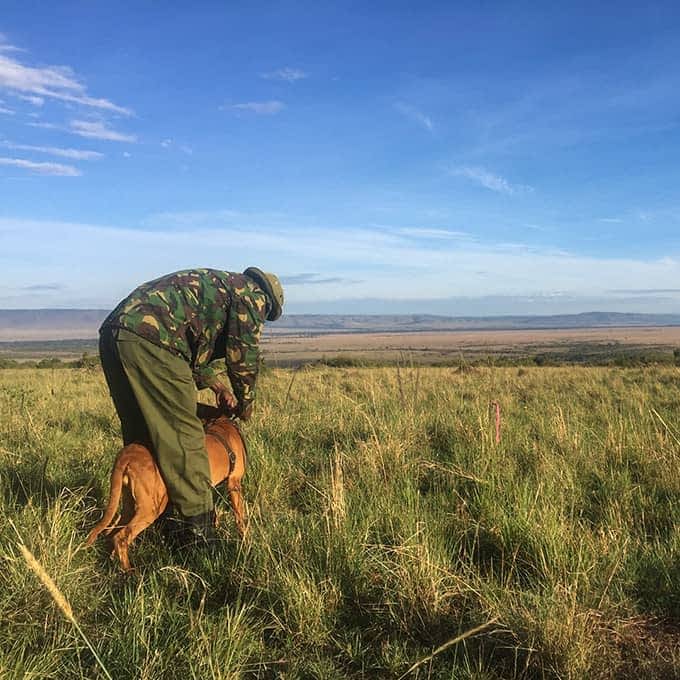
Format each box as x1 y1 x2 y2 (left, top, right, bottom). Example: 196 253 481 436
269 311 680 334
2 309 680 341
0 309 110 340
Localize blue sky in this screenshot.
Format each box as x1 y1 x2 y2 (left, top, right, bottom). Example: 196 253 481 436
1 2 680 314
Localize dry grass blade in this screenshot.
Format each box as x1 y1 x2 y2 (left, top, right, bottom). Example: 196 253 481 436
398 617 500 679
18 541 113 680
19 543 76 623
650 407 680 447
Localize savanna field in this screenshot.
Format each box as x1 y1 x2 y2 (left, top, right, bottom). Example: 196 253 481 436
1 365 680 679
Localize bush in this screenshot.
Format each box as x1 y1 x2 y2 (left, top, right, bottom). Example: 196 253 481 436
37 357 62 368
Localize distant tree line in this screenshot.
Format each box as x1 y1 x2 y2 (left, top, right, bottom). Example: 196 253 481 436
2 347 680 370
0 353 100 370
313 348 680 369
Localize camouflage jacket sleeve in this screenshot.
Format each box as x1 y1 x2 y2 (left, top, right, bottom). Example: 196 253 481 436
191 329 230 389
225 295 265 415
193 362 221 391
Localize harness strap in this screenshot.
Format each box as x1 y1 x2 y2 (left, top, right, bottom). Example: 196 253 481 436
230 419 248 470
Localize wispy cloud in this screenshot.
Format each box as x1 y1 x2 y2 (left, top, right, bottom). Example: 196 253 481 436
2 141 103 160
609 288 680 295
17 93 44 106
395 102 434 132
21 283 64 291
0 102 14 115
26 121 59 130
398 227 469 240
158 138 193 154
3 216 680 310
0 39 131 115
222 100 285 115
282 273 362 285
598 217 623 223
451 166 533 195
69 120 137 142
260 67 308 82
0 34 24 54
142 208 288 230
0 157 80 176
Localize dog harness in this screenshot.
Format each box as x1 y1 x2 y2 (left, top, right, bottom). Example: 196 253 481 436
205 421 245 481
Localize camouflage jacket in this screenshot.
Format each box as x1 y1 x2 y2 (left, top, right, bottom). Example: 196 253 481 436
101 269 267 413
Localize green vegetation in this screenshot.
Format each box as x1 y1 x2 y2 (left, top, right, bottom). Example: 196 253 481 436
5 338 680 370
1 366 680 678
0 339 99 364
0 352 100 370
313 345 680 368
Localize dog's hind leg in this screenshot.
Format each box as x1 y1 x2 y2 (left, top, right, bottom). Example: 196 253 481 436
112 528 133 572
112 513 155 572
227 480 247 538
112 472 167 571
107 486 134 549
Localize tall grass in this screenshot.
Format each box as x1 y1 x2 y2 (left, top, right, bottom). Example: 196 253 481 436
1 365 679 678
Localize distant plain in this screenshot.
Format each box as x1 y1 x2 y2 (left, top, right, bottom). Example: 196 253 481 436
3 325 680 367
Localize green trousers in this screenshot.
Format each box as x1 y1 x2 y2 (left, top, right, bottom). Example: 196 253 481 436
99 326 213 517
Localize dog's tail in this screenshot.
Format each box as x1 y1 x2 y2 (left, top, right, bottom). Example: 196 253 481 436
85 448 131 546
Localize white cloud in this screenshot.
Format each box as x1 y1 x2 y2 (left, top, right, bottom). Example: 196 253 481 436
142 208 287 229
0 49 131 115
0 34 23 54
26 121 59 130
2 141 103 160
598 217 623 223
282 273 360 286
159 138 192 154
451 166 533 195
398 227 470 240
0 104 14 115
222 100 285 115
16 93 44 106
0 157 80 176
69 119 137 142
260 67 308 82
395 102 434 132
2 216 680 309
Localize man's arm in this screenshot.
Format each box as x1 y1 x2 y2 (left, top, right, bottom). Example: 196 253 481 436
193 360 239 412
193 364 220 391
225 297 264 419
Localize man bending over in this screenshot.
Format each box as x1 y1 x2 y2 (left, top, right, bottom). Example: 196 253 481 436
98 267 283 550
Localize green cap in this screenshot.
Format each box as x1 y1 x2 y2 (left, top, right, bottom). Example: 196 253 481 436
243 267 284 321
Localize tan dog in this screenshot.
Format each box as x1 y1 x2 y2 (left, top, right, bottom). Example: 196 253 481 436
87 405 247 571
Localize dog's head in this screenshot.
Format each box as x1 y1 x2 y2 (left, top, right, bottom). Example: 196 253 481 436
196 402 231 425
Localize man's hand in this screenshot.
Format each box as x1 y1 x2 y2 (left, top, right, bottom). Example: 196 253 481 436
212 382 237 413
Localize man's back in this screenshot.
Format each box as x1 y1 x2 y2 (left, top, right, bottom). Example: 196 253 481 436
102 269 266 363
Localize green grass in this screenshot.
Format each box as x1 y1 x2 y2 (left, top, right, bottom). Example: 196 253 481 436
1 365 680 678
